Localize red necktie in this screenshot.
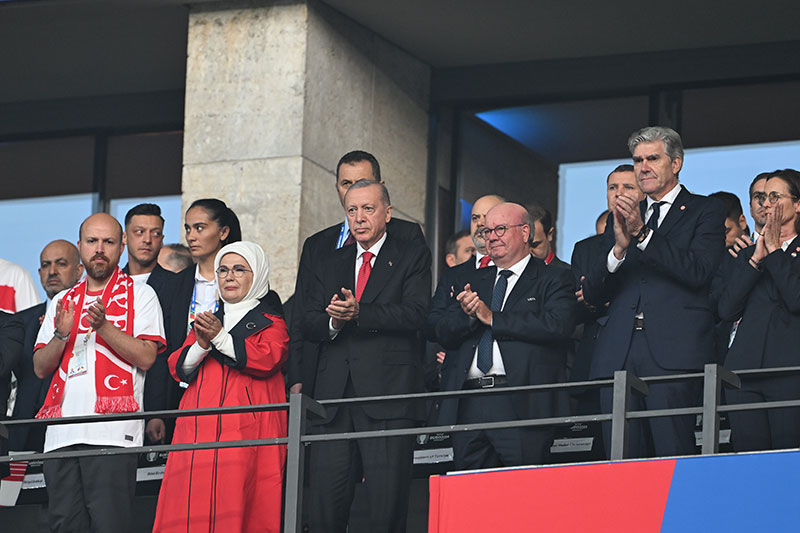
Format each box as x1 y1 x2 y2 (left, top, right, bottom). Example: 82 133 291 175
478 255 491 269
356 251 374 301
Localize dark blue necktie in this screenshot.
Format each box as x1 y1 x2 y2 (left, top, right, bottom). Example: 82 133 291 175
647 201 665 231
476 269 513 374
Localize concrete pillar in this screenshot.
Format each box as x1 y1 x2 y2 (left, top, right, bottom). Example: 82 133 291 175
182 0 431 298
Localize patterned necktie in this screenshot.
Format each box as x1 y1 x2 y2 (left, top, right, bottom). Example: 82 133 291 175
476 269 513 374
355 251 374 301
647 201 665 231
478 255 491 269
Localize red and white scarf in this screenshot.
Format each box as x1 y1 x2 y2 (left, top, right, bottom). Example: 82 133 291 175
36 268 139 419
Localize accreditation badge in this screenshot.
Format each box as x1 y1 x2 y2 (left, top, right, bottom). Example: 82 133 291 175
68 335 89 378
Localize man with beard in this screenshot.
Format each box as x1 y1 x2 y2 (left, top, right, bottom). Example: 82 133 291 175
33 213 166 532
426 195 504 345
10 240 84 452
121 203 179 445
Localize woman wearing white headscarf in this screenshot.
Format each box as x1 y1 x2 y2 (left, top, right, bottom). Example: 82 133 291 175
153 242 288 533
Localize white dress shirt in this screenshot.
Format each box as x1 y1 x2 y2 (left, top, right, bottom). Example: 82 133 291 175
467 253 531 379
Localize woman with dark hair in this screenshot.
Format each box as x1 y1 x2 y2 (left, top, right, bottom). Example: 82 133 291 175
153 241 288 532
719 169 800 452
152 199 242 443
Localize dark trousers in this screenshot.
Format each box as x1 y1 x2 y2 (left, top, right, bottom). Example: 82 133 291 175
726 374 800 452
309 401 415 533
451 386 553 470
42 444 137 533
600 329 699 459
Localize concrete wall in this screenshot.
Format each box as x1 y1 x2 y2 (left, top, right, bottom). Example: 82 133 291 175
182 0 431 299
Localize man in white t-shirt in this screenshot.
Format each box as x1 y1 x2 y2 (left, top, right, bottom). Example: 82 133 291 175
0 257 41 313
33 213 165 533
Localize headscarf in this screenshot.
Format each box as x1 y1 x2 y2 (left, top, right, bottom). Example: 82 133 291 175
213 241 270 331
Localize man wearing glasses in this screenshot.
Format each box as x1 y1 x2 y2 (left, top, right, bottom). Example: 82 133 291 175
435 202 576 470
582 126 726 459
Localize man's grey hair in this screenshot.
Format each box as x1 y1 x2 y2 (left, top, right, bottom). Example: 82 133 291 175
345 179 392 206
627 126 684 163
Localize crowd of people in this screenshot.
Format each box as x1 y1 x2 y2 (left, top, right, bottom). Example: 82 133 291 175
0 125 798 532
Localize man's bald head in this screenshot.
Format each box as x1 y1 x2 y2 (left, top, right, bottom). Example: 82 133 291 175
471 194 505 254
39 239 84 299
78 213 125 284
79 213 123 242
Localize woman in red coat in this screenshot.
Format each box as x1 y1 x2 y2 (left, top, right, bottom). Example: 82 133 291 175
153 241 288 532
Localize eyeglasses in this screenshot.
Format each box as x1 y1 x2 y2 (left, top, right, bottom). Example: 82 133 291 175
216 265 253 278
766 192 799 204
752 192 767 206
477 224 527 240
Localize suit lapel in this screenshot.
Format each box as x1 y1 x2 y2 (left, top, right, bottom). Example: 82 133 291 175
473 265 497 307
503 257 539 309
358 235 395 303
656 185 690 236
335 244 357 292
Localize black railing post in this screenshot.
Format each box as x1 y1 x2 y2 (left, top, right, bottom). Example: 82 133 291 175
284 393 326 533
701 364 741 455
610 370 648 461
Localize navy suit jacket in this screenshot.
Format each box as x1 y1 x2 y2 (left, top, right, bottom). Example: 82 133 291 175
435 258 577 425
569 233 609 383
719 236 800 372
425 258 478 344
123 263 183 414
288 217 427 396
301 231 431 422
582 186 726 377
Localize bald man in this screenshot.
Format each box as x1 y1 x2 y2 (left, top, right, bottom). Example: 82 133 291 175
426 195 504 344
33 213 166 532
435 202 576 469
10 240 84 452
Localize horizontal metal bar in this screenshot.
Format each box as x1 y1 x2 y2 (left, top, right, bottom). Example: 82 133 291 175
1 401 290 427
718 398 800 413
299 413 613 444
0 436 289 464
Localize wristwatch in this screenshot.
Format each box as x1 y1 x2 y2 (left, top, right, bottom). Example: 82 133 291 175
53 329 70 342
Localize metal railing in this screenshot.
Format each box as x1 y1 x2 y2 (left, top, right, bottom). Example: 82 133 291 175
2 364 800 533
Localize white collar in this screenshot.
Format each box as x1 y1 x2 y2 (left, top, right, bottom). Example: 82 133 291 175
647 182 682 208
357 230 388 259
497 253 531 277
194 264 216 284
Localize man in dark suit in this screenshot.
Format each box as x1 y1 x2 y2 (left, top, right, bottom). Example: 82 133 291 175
287 150 426 397
582 126 726 458
120 203 178 444
570 165 642 412
10 240 83 451
527 204 569 268
303 179 431 533
435 202 576 469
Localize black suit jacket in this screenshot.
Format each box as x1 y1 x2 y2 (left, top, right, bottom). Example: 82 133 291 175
435 257 577 425
9 303 47 450
0 312 24 419
569 233 608 383
302 231 431 422
425 258 478 344
582 186 726 377
719 236 800 372
288 217 427 395
123 263 183 413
